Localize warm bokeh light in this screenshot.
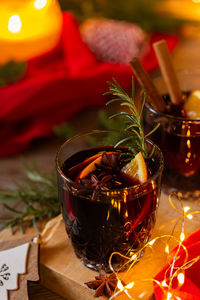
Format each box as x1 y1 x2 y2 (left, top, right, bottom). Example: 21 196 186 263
34 0 48 10
158 0 200 21
8 15 22 34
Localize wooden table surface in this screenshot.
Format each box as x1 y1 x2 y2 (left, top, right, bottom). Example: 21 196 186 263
1 34 200 299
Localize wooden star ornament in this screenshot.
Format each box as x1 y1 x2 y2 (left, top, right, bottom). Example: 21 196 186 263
0 236 40 300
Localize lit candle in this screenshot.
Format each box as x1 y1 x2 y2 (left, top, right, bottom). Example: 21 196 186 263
0 0 62 64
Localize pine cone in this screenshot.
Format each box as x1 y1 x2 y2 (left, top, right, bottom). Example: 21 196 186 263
80 18 149 64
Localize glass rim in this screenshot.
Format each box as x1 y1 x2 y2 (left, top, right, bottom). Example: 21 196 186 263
144 102 200 123
145 68 200 123
56 129 164 194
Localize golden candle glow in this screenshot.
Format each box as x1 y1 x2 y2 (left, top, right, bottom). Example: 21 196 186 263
0 0 62 64
158 0 200 21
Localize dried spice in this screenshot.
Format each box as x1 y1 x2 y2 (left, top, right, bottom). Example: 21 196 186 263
85 269 118 298
78 152 123 199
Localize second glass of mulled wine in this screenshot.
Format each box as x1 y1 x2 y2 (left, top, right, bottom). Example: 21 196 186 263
56 130 163 272
144 70 200 199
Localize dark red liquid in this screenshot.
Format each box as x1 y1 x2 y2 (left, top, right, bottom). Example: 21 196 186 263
144 94 200 194
58 147 159 272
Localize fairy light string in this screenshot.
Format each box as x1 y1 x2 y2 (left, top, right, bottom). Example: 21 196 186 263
107 192 200 299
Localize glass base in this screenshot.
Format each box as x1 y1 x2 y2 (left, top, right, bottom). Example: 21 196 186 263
77 250 144 273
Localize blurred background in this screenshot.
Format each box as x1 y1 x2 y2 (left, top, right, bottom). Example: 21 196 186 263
1 0 200 158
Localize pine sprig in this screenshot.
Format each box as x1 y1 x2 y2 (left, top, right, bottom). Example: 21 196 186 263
105 77 159 158
0 164 59 234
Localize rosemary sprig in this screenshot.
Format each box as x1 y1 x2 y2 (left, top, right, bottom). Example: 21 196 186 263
0 164 59 234
105 77 159 158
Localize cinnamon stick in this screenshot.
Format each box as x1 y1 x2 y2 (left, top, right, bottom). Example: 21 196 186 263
129 58 166 112
153 40 183 105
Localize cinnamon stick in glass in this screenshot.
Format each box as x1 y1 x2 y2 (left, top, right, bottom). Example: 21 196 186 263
129 57 166 112
153 40 183 105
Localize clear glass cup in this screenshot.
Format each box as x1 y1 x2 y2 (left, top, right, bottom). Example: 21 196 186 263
56 130 164 272
144 70 200 199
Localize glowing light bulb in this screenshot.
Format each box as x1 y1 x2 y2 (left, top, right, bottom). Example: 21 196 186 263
117 280 124 291
167 292 172 300
180 232 185 242
165 245 169 254
8 15 22 33
178 273 185 285
186 214 193 220
183 206 191 213
131 254 137 261
161 280 168 287
34 0 47 10
126 282 134 289
149 239 155 246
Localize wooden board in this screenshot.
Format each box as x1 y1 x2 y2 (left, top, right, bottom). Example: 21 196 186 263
0 191 199 300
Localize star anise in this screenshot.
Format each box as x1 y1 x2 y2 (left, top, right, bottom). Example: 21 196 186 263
85 270 118 298
97 152 121 176
79 152 123 200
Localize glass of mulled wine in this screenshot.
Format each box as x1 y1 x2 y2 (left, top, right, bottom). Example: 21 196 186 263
144 69 200 199
56 130 163 272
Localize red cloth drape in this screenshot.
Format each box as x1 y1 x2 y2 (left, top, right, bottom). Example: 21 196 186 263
0 12 179 156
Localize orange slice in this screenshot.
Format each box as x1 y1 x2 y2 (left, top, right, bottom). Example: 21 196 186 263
184 90 200 119
121 152 148 183
78 152 119 179
79 155 102 179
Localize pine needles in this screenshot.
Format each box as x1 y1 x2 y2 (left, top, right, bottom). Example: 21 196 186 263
0 164 59 234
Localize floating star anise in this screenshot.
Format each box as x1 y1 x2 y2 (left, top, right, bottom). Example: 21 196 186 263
97 152 121 176
79 152 123 200
85 270 118 298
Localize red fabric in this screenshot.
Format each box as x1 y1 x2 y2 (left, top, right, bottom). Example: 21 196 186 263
0 12 179 157
154 229 200 300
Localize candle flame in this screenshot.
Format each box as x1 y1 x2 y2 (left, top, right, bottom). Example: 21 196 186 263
34 0 47 10
8 15 22 34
